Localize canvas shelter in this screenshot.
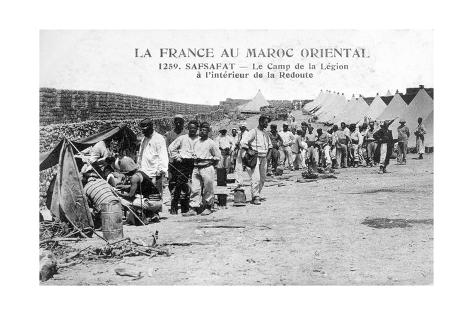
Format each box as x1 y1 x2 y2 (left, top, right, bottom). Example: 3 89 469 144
318 94 348 123
363 93 387 122
305 91 334 114
422 111 433 147
313 92 341 119
303 90 325 113
335 96 370 125
398 88 433 147
39 125 137 230
238 89 269 114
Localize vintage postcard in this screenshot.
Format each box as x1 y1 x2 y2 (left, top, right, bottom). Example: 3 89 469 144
39 30 433 285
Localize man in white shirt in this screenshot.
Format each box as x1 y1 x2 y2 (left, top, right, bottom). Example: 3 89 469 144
168 120 199 215
187 122 221 216
214 129 234 172
278 123 295 171
241 115 272 205
137 118 169 199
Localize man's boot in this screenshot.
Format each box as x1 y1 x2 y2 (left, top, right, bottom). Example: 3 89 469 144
419 153 423 159
170 200 178 215
180 198 190 215
378 165 384 174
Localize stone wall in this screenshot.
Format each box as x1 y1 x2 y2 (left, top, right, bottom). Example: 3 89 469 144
40 88 216 126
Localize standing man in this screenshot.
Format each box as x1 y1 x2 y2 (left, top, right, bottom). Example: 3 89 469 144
333 125 348 168
165 114 187 214
188 122 221 216
292 130 304 170
349 124 362 168
137 118 169 205
279 123 295 171
267 124 282 176
241 115 272 205
415 117 426 159
305 124 319 170
164 114 186 147
316 128 333 172
374 119 395 174
364 121 377 167
214 129 234 173
397 119 410 165
234 122 248 186
167 120 199 215
229 128 239 173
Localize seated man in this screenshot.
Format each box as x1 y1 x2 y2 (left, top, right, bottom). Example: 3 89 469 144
82 170 121 229
114 156 162 223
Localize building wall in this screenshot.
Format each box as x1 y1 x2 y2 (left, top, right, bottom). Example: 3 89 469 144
40 88 216 125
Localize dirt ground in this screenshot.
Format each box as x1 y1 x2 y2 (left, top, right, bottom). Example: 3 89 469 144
42 111 433 285
44 155 433 285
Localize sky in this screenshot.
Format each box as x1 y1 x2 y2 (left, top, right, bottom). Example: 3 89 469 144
40 30 433 105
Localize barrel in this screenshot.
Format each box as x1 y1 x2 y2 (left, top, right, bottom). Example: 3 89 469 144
233 188 246 207
216 168 227 186
100 200 124 241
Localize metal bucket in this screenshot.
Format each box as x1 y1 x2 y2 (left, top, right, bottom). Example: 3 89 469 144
217 194 227 207
233 188 246 207
100 200 124 241
216 168 227 186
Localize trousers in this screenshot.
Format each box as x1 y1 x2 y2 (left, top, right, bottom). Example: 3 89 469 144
267 148 280 173
247 156 267 199
280 145 293 168
168 159 193 212
190 165 215 208
322 145 332 167
336 144 348 167
397 141 408 163
366 141 377 164
379 143 388 168
307 146 319 167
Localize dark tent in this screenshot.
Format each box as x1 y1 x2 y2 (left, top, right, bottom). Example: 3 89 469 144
40 125 137 230
40 124 137 171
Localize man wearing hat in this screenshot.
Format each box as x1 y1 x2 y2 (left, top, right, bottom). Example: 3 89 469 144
214 128 234 172
137 118 169 200
234 122 248 186
80 123 114 178
364 121 377 167
165 114 188 214
373 119 396 174
168 120 199 215
229 128 239 173
267 124 283 175
278 123 295 171
165 114 186 147
114 156 162 222
188 122 221 216
397 118 410 165
240 115 272 205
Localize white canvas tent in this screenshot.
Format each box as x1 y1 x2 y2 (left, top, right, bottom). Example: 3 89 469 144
399 88 434 147
303 90 325 113
314 93 341 119
306 91 335 114
335 96 370 125
238 89 269 114
423 111 433 147
364 93 387 121
318 94 348 123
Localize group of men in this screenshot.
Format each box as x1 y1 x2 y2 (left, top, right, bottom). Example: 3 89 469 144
77 113 427 225
262 116 428 175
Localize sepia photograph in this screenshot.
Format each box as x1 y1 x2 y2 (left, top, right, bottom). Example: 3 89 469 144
39 30 433 285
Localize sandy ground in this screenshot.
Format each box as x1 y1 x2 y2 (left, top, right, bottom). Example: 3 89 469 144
44 156 433 285
42 111 433 285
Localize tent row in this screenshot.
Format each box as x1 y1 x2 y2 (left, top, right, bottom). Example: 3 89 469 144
303 85 433 147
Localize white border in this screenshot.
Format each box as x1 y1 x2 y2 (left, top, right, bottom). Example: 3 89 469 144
2 0 472 314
